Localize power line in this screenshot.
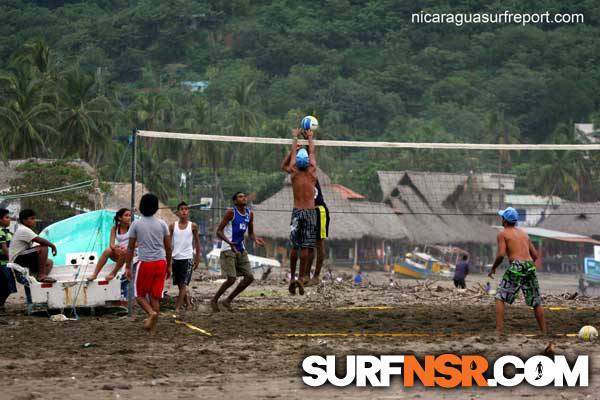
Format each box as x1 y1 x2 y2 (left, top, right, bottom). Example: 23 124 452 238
0 180 94 201
156 204 600 216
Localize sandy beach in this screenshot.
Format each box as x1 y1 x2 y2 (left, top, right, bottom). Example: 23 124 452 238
1 270 599 400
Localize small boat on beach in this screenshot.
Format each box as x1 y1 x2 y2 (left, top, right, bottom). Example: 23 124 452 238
8 210 125 314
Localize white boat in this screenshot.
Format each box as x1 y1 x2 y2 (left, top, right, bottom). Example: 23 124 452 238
8 210 126 314
206 248 281 275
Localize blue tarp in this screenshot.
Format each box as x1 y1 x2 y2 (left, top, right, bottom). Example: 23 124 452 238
40 210 115 266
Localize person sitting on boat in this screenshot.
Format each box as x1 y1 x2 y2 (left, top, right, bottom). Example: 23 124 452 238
9 209 57 283
87 208 132 281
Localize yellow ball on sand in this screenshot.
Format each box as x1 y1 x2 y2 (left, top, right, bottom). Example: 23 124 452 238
578 325 598 341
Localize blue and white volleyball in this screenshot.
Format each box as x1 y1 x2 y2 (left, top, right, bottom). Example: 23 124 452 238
301 115 319 131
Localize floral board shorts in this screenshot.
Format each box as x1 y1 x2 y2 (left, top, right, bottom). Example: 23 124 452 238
495 260 541 307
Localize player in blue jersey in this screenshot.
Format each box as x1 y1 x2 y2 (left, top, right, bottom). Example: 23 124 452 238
211 192 265 312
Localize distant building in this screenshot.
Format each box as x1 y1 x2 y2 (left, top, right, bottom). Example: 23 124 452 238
574 123 598 143
460 173 516 224
504 194 563 227
377 171 500 246
253 169 407 267
181 80 209 92
538 202 600 240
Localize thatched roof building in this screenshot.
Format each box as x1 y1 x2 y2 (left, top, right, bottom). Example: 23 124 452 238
104 182 177 225
253 169 408 242
377 171 497 245
537 202 600 239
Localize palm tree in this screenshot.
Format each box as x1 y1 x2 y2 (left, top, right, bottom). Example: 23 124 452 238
13 41 51 75
130 91 173 131
485 110 520 170
138 147 178 202
226 78 261 165
230 78 259 135
57 67 116 165
0 68 57 159
530 124 591 200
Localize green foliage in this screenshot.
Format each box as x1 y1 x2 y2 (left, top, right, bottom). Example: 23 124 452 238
1 0 600 203
9 160 97 227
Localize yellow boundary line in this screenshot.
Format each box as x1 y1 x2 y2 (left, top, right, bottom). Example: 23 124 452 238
174 319 213 336
160 313 212 336
274 332 579 338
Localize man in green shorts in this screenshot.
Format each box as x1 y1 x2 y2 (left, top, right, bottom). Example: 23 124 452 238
489 207 546 335
211 192 264 312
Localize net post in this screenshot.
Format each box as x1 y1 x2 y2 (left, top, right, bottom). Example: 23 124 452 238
128 129 137 317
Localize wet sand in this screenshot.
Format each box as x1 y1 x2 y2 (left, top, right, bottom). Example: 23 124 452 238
1 271 599 399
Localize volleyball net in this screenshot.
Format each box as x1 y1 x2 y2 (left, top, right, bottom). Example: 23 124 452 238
135 129 600 265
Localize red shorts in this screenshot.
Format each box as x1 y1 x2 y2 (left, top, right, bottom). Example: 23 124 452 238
135 260 167 299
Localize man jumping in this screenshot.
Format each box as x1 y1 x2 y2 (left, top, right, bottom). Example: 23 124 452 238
211 192 264 312
283 128 318 295
488 207 547 336
281 133 330 288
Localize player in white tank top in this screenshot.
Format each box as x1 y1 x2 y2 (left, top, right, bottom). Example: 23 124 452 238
169 202 202 313
172 221 193 260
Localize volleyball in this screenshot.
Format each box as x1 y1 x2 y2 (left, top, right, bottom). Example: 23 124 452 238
578 325 598 341
301 115 319 131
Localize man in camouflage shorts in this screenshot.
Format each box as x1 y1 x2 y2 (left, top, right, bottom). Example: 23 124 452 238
496 260 541 307
489 207 547 335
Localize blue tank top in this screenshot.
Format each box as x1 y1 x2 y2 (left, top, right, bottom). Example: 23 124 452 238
222 207 251 252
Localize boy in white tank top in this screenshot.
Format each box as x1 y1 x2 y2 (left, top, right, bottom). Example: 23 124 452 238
169 201 201 313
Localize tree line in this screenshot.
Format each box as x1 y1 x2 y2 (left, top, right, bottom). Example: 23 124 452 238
1 0 600 204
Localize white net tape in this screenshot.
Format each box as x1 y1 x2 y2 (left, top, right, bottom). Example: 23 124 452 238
138 130 600 151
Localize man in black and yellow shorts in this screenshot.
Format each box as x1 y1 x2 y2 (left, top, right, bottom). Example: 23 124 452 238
489 207 546 335
311 180 330 285
281 135 331 289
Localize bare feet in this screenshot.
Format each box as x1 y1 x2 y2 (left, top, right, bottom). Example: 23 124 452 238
210 299 220 313
288 280 297 295
144 312 158 335
219 298 233 312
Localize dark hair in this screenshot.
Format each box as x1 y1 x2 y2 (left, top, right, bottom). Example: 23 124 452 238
139 193 159 217
19 209 36 223
503 219 517 227
177 201 188 210
462 255 468 261
114 208 130 229
0 208 9 219
232 192 245 203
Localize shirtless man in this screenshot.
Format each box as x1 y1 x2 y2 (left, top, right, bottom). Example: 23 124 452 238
281 133 329 288
488 207 547 335
283 128 318 295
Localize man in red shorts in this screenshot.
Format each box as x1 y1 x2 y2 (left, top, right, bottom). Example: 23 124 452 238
125 193 172 335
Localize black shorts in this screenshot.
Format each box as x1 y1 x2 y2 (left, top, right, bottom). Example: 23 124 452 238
172 259 193 286
290 208 318 249
14 250 39 275
316 204 330 240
